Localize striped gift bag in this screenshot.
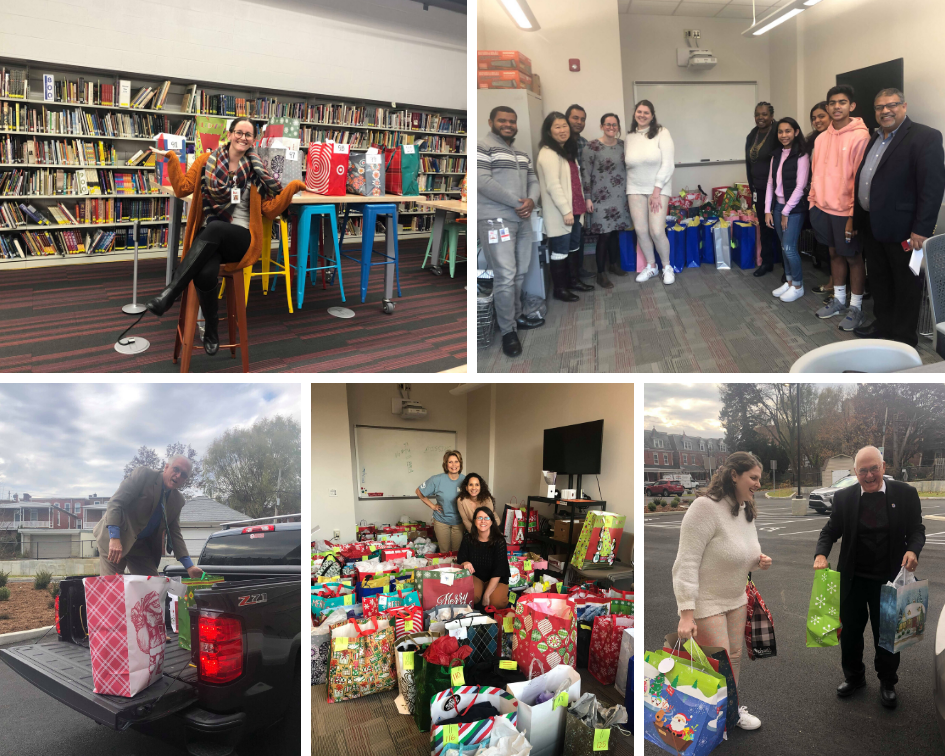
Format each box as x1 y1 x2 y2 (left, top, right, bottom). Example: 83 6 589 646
429 685 518 756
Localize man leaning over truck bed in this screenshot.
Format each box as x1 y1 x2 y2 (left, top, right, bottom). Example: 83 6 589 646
93 456 204 578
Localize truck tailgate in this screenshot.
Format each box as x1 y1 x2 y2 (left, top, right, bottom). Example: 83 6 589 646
0 633 198 729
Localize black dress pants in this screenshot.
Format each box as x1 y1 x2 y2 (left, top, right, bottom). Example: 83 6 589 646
862 221 923 346
840 575 900 685
188 220 251 291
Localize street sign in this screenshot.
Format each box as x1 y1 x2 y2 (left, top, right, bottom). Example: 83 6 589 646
770 460 777 470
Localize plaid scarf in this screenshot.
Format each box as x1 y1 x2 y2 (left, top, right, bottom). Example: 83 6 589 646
202 144 283 222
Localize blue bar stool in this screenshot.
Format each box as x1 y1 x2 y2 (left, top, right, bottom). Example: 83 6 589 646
341 203 402 305
292 205 344 309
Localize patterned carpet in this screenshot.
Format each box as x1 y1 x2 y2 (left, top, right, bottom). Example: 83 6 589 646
0 240 466 373
477 260 942 373
311 668 632 756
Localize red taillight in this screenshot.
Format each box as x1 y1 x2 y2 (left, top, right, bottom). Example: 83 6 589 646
197 614 243 684
241 525 275 534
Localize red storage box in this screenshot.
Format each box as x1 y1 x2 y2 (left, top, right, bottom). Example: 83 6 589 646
477 71 534 91
477 50 533 75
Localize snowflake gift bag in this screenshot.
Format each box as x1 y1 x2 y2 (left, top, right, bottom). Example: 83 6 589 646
83 575 183 697
807 565 842 647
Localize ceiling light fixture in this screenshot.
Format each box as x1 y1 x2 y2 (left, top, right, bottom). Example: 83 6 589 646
499 0 540 31
742 0 824 37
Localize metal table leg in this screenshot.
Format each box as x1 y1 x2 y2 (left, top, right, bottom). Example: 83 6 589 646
426 208 446 274
382 214 396 315
165 195 183 285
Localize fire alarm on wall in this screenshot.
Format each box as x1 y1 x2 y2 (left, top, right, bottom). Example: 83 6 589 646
569 59 580 72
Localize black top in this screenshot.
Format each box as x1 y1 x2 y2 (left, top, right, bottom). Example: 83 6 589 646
854 491 890 580
745 126 780 198
769 148 810 213
457 532 511 584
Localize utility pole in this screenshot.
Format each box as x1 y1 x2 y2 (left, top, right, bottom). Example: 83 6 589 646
796 384 802 500
274 468 282 518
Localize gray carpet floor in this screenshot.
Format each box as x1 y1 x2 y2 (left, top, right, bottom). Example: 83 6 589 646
477 260 942 373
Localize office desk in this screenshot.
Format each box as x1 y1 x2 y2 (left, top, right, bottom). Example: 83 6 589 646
417 199 467 274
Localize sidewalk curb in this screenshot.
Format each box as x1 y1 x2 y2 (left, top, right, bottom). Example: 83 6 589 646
0 625 55 647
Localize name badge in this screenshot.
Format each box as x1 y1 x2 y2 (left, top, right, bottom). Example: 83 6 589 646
499 227 511 242
230 187 241 204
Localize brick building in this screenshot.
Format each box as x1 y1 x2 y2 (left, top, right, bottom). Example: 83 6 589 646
643 429 729 484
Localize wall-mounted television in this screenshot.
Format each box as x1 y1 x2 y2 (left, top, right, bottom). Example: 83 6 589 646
542 420 604 475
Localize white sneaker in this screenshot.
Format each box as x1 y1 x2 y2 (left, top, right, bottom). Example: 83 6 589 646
736 706 761 730
780 285 805 303
635 265 658 283
662 267 675 285
772 282 790 298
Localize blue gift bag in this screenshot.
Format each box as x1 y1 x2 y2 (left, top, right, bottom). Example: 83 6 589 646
733 222 757 270
625 655 634 734
700 218 718 264
685 222 702 268
668 224 686 273
618 229 638 272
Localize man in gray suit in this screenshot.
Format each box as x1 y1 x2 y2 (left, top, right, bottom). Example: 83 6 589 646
94 456 204 577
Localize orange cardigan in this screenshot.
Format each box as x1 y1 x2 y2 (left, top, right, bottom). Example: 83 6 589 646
166 151 305 272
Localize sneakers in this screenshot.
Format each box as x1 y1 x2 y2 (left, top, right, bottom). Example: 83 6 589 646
635 264 659 283
736 706 761 730
662 267 676 285
780 285 805 303
838 305 863 332
816 297 848 319
772 282 791 298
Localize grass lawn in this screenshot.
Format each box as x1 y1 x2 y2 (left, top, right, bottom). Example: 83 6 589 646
766 488 796 498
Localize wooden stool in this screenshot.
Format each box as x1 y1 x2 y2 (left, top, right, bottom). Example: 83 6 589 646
173 266 249 373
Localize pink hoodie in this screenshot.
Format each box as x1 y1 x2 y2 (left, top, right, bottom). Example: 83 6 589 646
808 117 870 216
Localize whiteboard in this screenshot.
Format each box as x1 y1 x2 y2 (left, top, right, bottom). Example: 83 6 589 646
633 82 757 165
354 426 458 499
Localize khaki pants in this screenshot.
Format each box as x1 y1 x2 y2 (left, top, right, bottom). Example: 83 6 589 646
432 520 464 553
98 538 160 576
473 576 509 609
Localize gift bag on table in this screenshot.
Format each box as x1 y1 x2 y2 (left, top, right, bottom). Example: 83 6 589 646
879 567 929 653
506 663 581 756
430 685 519 756
347 148 385 197
415 636 473 732
643 643 727 756
445 611 500 665
306 141 350 195
395 632 436 715
807 565 842 647
663 632 737 735
684 218 702 268
385 604 425 641
256 134 302 186
745 574 776 660
415 567 474 611
732 221 757 270
384 143 420 195
700 217 718 264
713 221 731 270
570 512 627 570
177 574 224 651
588 614 634 685
83 575 183 697
327 616 397 703
512 593 577 677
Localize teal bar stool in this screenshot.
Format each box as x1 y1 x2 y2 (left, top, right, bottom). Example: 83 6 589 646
292 205 344 309
341 203 402 304
421 215 466 278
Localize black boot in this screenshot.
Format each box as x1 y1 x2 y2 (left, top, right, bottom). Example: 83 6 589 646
146 238 219 317
195 283 220 356
609 261 629 277
550 258 579 302
568 254 594 291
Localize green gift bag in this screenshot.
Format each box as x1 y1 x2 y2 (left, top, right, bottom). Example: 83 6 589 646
178 575 224 650
807 565 842 648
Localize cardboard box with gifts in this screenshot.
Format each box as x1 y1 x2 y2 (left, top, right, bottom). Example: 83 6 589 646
477 49 532 75
477 70 533 91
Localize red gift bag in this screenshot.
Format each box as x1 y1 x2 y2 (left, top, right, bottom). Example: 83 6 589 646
512 593 577 677
382 548 414 561
306 142 350 195
384 605 424 641
588 613 633 685
416 568 474 611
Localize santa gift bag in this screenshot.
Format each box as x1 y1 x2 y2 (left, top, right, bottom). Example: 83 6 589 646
306 141 350 195
664 633 737 735
807 565 842 647
83 575 183 697
415 567 474 611
506 664 581 756
327 616 397 703
879 567 929 653
384 143 420 195
745 574 776 660
588 614 634 685
512 593 577 677
713 221 731 270
347 148 385 197
429 685 519 756
177 574 225 651
570 512 627 570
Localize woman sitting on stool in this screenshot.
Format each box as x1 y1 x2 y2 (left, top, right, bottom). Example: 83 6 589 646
147 117 304 354
458 506 510 610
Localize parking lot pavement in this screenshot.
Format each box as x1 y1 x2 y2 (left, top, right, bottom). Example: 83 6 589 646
644 498 945 756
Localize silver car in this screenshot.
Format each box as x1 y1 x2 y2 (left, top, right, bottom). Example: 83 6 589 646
936 601 945 745
807 474 895 514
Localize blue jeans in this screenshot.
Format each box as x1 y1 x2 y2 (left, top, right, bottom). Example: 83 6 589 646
548 216 582 259
773 201 804 285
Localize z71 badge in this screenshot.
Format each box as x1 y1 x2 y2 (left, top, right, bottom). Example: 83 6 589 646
237 593 268 606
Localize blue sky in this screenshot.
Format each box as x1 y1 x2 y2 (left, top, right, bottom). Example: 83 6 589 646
0 383 300 498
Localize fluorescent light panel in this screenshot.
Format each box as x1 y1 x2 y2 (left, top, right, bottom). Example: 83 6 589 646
753 7 805 35
500 0 540 31
743 0 824 37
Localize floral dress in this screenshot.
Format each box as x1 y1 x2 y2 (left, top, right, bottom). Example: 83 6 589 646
581 138 633 235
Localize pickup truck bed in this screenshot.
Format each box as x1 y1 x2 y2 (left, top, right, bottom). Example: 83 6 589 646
2 631 197 730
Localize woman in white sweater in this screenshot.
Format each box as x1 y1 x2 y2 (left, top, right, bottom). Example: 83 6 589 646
624 100 675 284
672 451 773 731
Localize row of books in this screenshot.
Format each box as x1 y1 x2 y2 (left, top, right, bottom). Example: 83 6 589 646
419 156 466 173
1 198 170 227
420 135 466 154
0 67 28 99
2 136 119 167
0 226 168 259
0 103 177 140
299 128 369 148
0 168 160 196
417 175 463 192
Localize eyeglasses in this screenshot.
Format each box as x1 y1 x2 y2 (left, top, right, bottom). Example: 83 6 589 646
475 516 492 522
170 465 191 481
874 102 903 112
602 123 619 129
857 465 881 477
232 131 254 140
